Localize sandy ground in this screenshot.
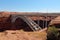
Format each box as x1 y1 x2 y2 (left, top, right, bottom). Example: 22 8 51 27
0 30 47 40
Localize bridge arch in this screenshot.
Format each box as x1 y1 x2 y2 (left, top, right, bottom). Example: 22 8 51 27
11 15 33 31
12 16 24 23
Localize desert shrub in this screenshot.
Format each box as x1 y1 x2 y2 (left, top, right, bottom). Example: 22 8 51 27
47 26 59 40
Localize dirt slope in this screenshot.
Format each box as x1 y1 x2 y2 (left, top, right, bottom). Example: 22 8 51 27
0 30 46 40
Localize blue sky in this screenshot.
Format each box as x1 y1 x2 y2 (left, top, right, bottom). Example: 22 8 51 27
0 0 60 12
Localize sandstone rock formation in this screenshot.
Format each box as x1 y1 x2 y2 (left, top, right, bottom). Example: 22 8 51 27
0 12 59 31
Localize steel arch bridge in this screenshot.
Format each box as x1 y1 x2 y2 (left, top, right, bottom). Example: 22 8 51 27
10 12 60 31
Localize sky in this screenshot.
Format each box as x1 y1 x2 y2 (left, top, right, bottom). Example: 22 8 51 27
0 0 60 12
